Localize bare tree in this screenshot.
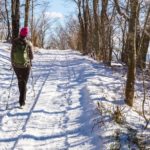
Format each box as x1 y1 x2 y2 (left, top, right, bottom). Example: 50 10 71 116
47 17 79 50
24 0 30 27
11 0 20 40
5 0 11 40
31 0 34 43
0 0 11 41
38 13 51 48
125 0 139 106
93 0 100 57
137 7 150 68
76 0 85 53
100 0 109 62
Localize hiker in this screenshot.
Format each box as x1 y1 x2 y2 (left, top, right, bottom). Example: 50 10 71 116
11 27 33 107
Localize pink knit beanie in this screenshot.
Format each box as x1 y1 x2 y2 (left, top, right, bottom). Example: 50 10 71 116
20 27 29 37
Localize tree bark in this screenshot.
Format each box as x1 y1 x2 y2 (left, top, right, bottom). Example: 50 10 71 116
93 0 100 56
31 0 34 43
86 0 93 53
137 7 150 68
81 0 90 54
24 0 30 27
82 0 87 54
11 0 20 40
5 0 11 41
125 0 138 107
101 0 109 62
121 0 129 64
77 0 85 53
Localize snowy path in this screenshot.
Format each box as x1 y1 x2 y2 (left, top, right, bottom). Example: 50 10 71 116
0 49 100 150
1 44 149 149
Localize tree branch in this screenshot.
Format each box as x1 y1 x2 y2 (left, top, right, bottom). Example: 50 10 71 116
114 0 129 20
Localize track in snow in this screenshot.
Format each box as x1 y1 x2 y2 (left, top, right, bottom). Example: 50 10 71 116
0 49 100 150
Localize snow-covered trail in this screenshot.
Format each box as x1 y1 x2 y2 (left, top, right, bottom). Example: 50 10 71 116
1 43 149 149
0 48 101 150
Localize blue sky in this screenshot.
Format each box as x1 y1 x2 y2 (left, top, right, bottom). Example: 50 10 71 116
33 0 77 26
50 0 76 16
43 0 77 23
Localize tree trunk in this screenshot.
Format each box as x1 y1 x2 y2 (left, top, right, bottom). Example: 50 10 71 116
121 0 129 63
24 0 30 27
140 34 150 68
77 0 86 53
137 7 150 68
82 0 87 54
93 0 100 56
11 0 20 40
31 0 34 43
101 0 109 62
86 0 93 53
125 0 138 107
82 0 89 54
5 0 11 41
108 26 113 66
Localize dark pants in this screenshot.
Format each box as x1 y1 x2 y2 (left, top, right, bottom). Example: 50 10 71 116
13 66 30 106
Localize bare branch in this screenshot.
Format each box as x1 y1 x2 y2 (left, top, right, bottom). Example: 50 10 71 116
114 0 129 20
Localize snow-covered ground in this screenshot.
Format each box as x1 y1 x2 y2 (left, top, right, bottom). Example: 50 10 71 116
0 42 149 149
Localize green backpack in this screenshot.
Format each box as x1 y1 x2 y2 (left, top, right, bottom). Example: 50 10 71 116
13 39 30 68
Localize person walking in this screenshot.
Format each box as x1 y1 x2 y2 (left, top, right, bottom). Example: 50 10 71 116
11 27 33 108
